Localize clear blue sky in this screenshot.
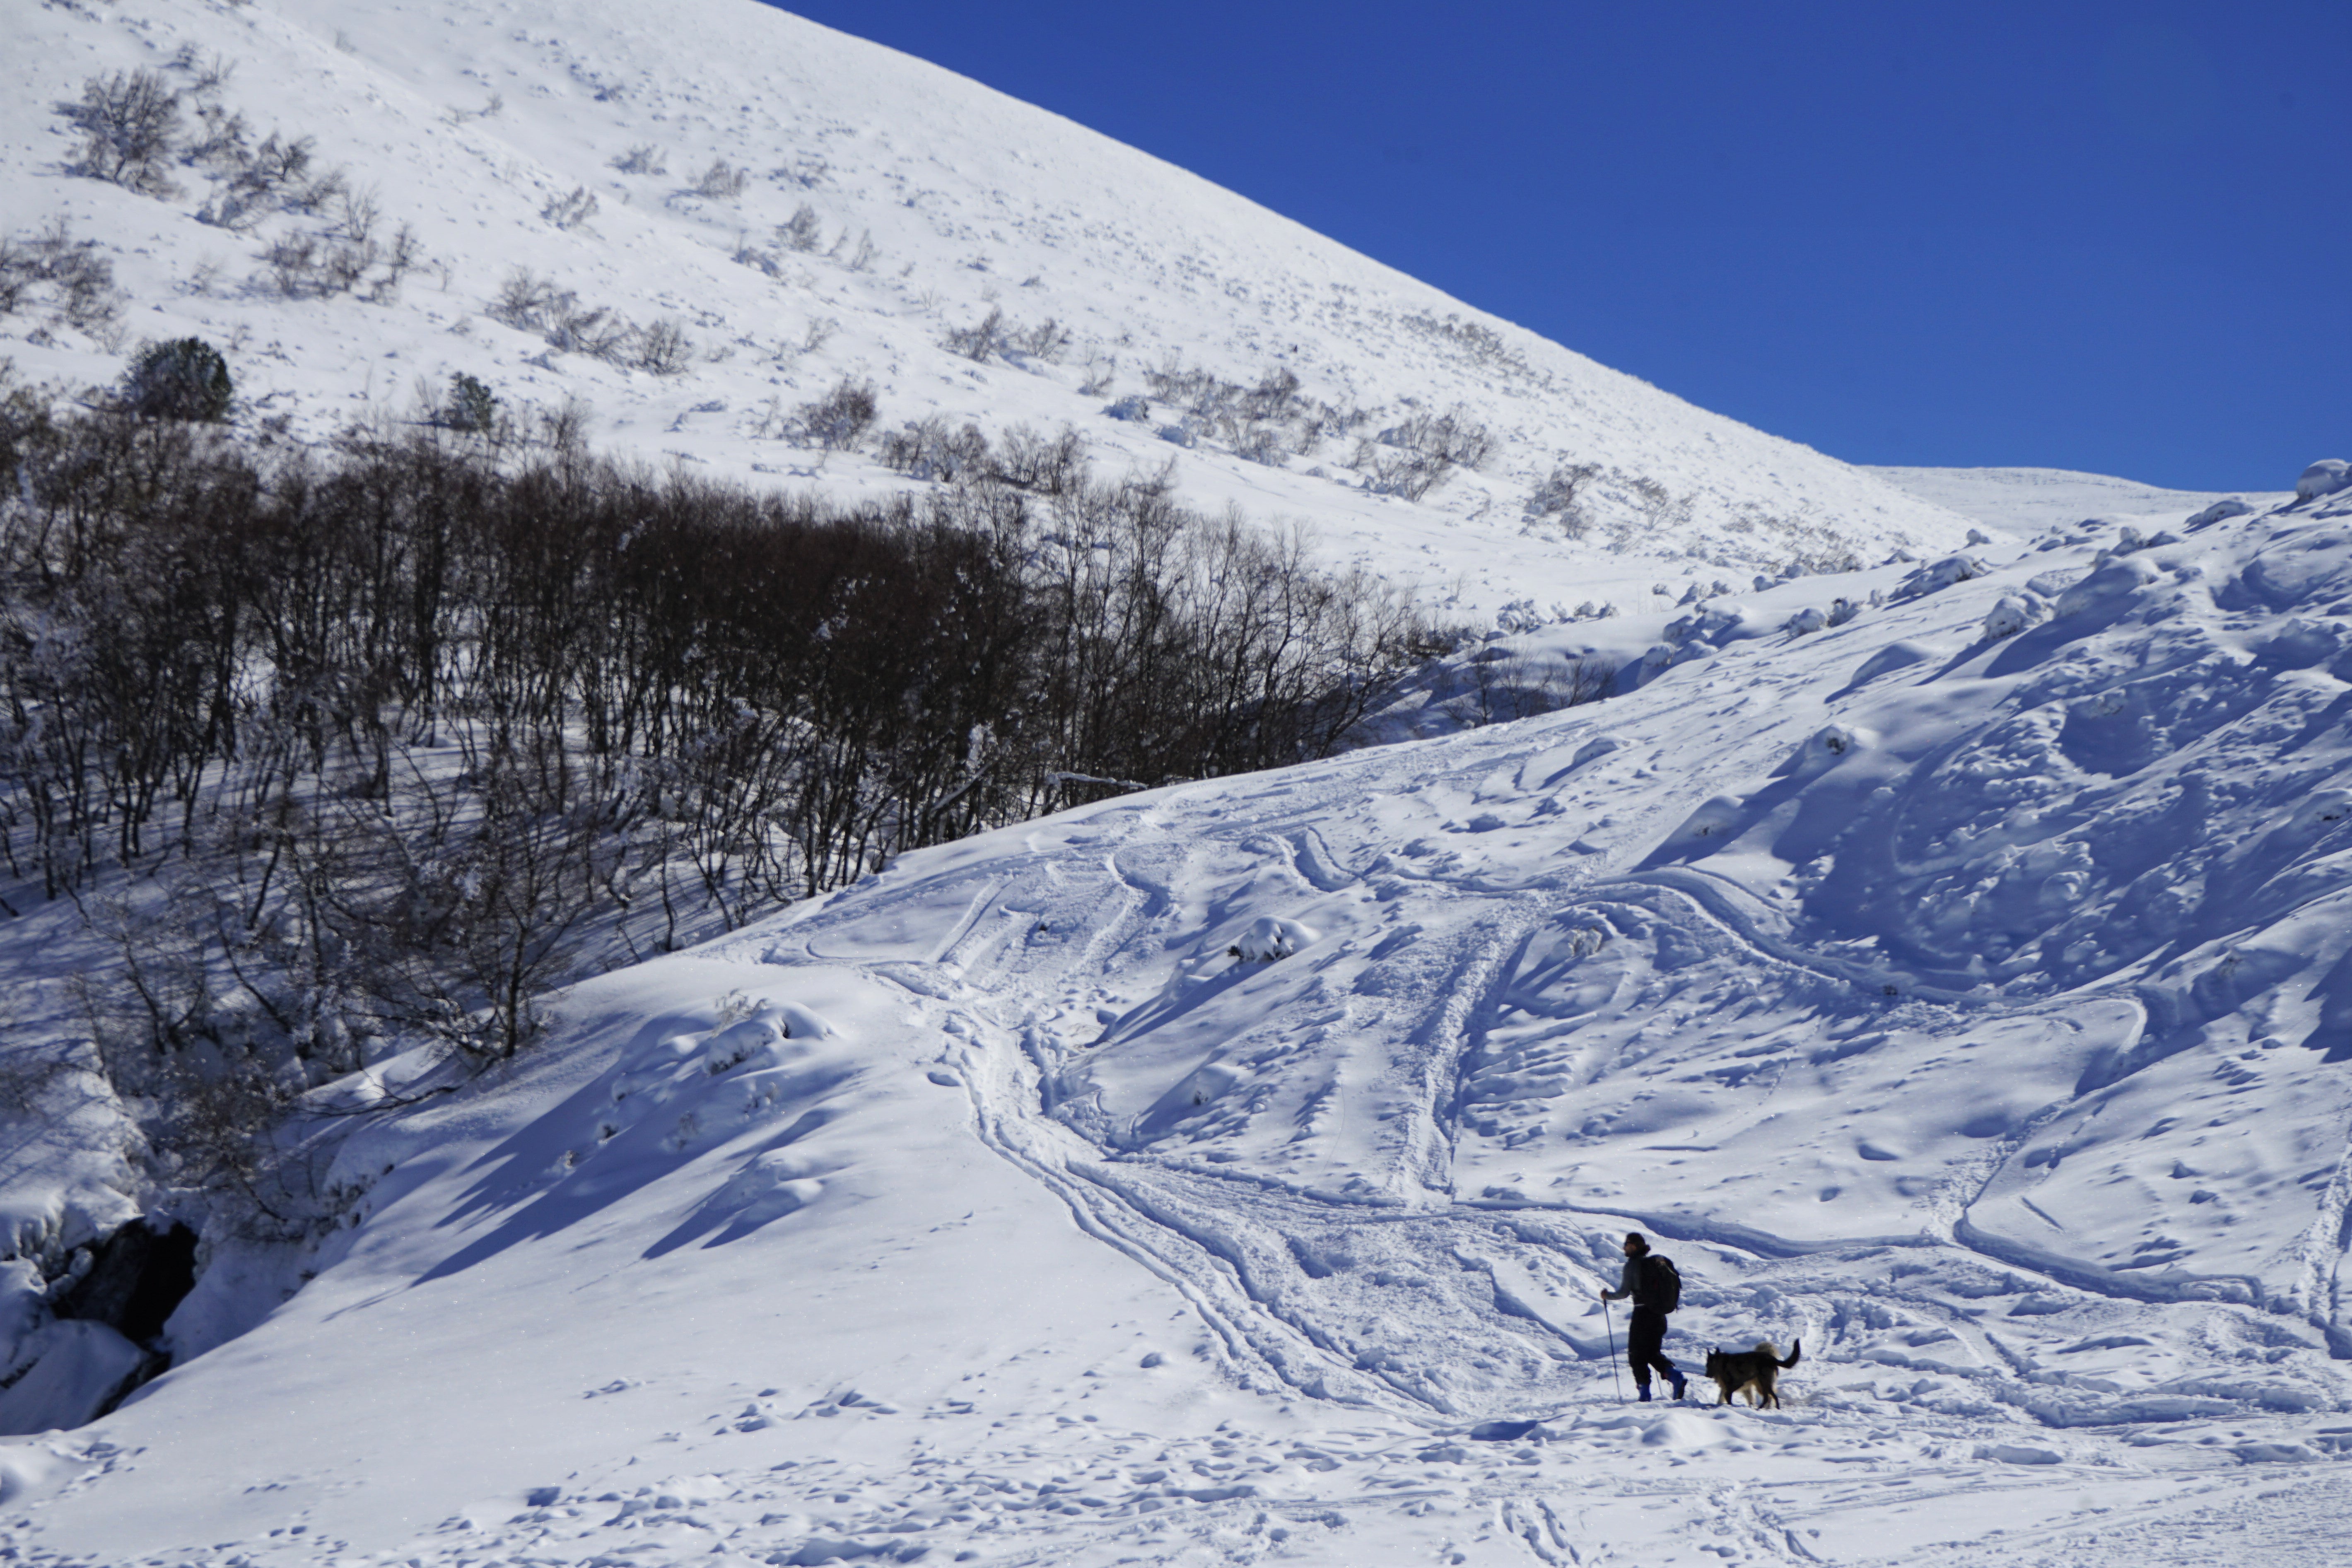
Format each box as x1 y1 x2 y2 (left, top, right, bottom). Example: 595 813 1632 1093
766 1 2346 492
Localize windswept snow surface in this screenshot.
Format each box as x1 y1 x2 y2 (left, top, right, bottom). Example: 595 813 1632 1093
1865 468 2276 537
1 0 1979 627
10 480 2352 1561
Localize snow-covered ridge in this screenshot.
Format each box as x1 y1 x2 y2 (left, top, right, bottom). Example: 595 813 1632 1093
1866 465 2271 534
2 0 1984 623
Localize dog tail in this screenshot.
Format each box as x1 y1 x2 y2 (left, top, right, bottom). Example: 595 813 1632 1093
1777 1339 1802 1368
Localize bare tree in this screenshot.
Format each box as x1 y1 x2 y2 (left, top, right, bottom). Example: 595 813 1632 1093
67 70 183 196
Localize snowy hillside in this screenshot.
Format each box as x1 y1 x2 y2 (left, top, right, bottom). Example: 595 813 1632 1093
0 0 1988 625
7 2 2352 1565
7 449 2351 1561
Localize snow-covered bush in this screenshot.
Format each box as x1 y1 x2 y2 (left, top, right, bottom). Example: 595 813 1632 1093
440 371 500 434
943 306 1011 362
0 224 121 330
937 309 1067 366
1525 460 1600 538
778 203 823 252
1982 593 2046 641
1892 554 1989 601
66 70 183 197
691 158 748 200
2185 498 2251 530
632 317 695 375
540 185 600 231
991 424 1086 493
121 338 233 422
612 143 666 175
1355 408 1495 500
1228 917 1316 963
795 377 878 450
877 415 993 482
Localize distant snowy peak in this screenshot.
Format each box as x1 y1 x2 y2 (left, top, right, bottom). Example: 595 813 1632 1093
5 0 1980 620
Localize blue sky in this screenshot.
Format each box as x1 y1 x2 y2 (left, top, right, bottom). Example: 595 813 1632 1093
767 2 2346 492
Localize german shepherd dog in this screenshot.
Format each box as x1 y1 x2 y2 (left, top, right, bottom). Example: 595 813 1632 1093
1703 1339 1802 1408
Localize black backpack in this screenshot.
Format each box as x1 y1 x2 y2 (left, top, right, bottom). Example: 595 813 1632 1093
1643 1254 1682 1313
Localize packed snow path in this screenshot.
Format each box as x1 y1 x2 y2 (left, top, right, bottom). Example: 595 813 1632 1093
7 492 2351 1564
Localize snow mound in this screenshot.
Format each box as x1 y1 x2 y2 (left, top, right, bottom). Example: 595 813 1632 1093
1229 917 1317 963
2295 459 2350 500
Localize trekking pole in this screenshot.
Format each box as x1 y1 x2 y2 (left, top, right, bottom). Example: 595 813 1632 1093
1604 1298 1622 1402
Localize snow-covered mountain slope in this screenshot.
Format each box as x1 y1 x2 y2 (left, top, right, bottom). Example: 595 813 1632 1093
1867 466 2275 535
2 0 1981 624
7 468 2351 1563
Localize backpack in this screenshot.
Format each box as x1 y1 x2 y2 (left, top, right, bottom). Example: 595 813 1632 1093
1643 1254 1682 1314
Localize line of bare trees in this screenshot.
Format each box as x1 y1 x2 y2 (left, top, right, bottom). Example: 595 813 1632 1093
0 396 1429 1109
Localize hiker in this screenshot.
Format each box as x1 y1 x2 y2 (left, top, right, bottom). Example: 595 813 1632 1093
1599 1230 1686 1401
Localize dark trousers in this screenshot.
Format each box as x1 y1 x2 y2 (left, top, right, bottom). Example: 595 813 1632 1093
1626 1307 1676 1386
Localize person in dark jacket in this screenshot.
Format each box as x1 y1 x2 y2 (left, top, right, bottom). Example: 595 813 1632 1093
1599 1231 1686 1401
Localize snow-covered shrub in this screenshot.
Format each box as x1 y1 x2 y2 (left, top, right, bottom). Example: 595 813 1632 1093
991 424 1086 493
1228 917 1316 963
121 338 233 422
692 158 748 200
440 372 500 434
1013 317 1071 362
1892 554 1989 601
2184 499 2250 530
1982 594 2046 640
1355 408 1496 500
613 143 666 175
540 185 600 231
1230 422 1291 467
2296 460 2350 501
1785 723 1865 778
778 203 823 252
1102 395 1151 423
795 377 878 450
260 229 385 298
1493 598 1554 634
2054 554 2162 620
1525 460 1600 538
491 268 560 328
938 308 1064 366
1243 367 1302 422
632 318 694 376
943 306 1010 362
1784 606 1827 634
546 297 632 359
193 130 343 233
877 415 992 482
0 224 121 330
66 70 183 196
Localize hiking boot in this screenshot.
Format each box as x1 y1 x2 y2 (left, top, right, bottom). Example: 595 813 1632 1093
1668 1370 1688 1401
1636 1383 1652 1403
